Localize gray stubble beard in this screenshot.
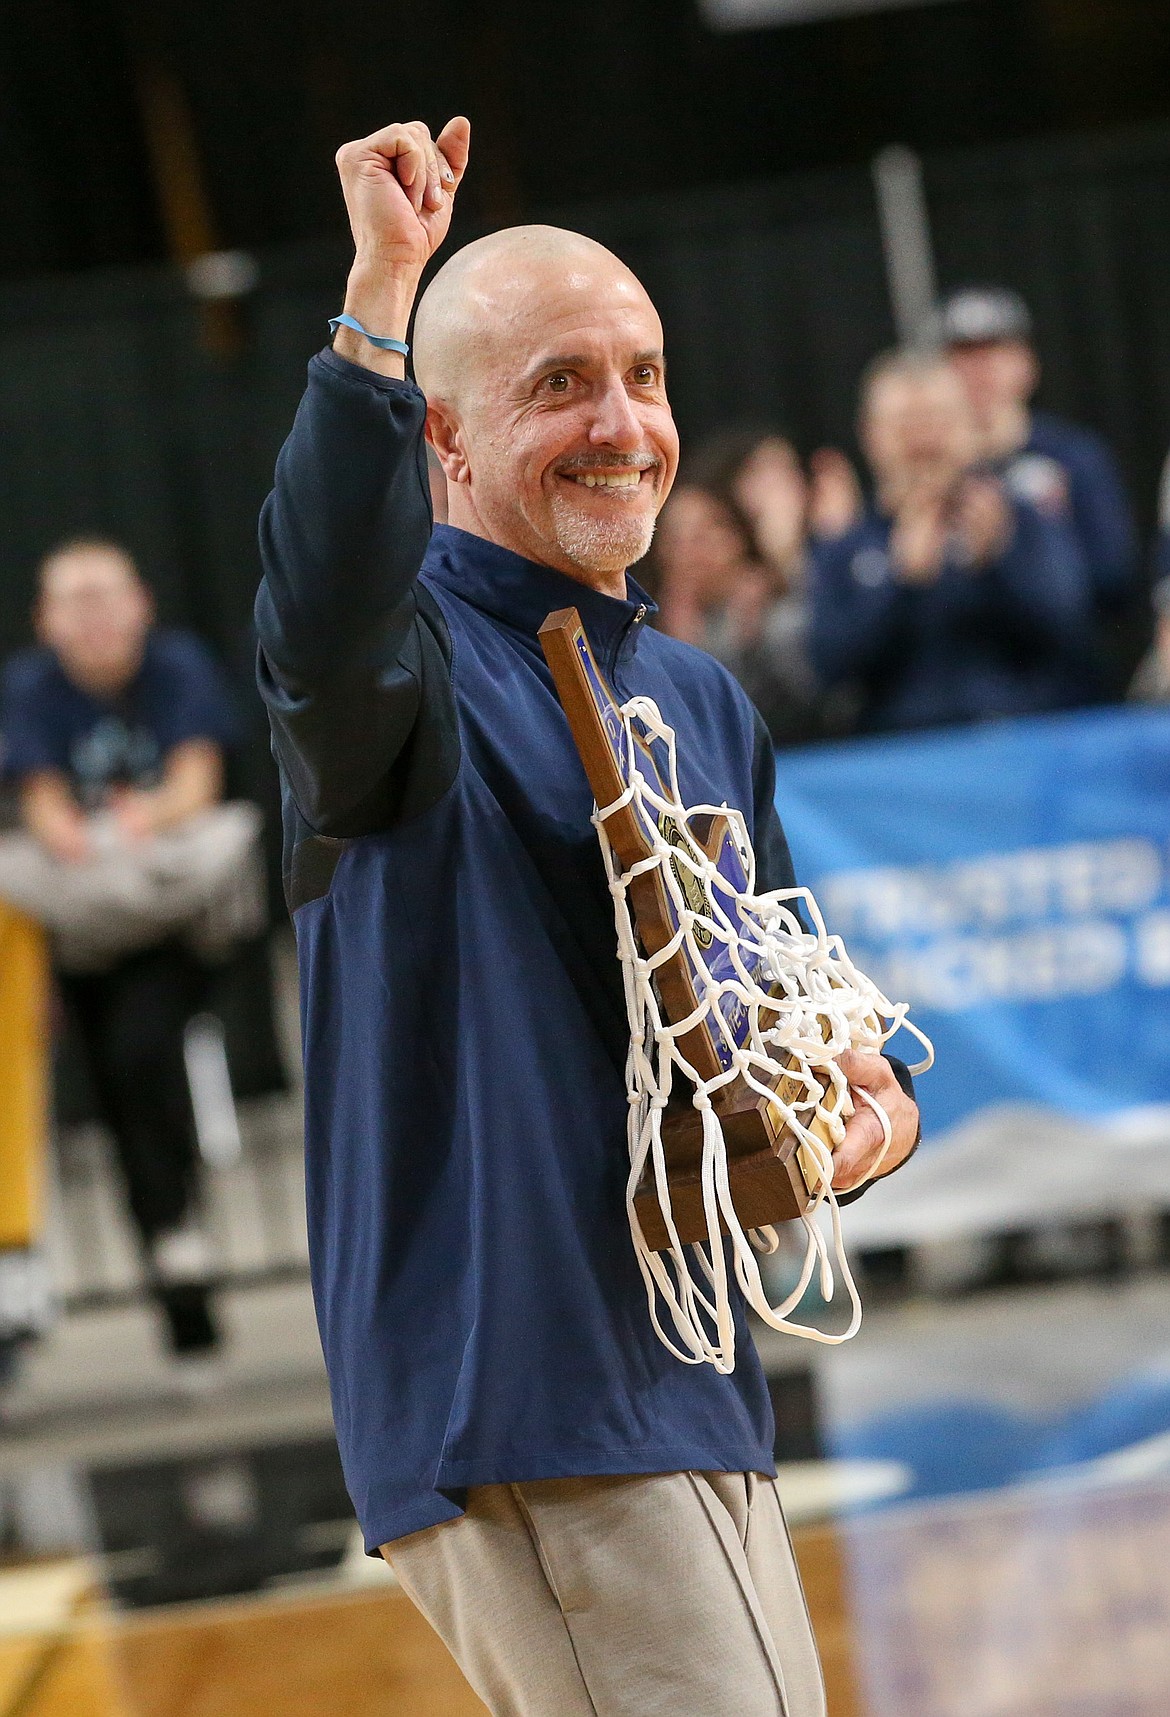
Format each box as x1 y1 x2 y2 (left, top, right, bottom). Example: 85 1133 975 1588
547 491 657 577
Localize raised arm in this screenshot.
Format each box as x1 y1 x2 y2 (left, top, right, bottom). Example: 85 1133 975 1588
255 118 470 834
807 527 914 687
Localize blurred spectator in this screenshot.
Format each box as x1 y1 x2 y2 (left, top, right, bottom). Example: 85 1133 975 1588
728 431 865 565
937 286 1137 615
809 351 1099 733
654 430 856 745
1133 452 1170 699
0 540 241 1376
1154 448 1170 588
805 446 866 544
1127 579 1170 703
654 481 771 660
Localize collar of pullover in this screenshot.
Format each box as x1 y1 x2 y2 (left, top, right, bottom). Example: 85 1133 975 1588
424 524 657 675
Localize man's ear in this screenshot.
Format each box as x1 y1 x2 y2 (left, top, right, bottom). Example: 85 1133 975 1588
426 405 470 486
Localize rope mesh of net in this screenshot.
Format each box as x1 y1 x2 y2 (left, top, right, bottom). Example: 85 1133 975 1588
595 695 933 1374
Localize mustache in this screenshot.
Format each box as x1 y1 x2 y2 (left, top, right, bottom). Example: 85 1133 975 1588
555 453 660 473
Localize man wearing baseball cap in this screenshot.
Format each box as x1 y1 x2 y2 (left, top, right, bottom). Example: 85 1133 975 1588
937 286 1136 617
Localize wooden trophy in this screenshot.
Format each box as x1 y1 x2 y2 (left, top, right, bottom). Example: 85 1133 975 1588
539 607 840 1251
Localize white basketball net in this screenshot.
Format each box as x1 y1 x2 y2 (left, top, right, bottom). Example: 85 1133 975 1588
595 695 933 1374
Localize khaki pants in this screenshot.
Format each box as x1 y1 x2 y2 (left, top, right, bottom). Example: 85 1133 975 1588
382 1471 826 1717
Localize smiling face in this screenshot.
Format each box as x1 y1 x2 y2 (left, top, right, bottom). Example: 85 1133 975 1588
415 229 680 594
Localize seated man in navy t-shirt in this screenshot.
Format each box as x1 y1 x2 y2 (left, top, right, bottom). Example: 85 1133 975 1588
0 538 237 1368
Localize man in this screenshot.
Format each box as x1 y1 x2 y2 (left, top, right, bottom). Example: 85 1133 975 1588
1128 575 1170 703
257 116 919 1717
0 539 235 1366
809 350 1098 733
938 286 1137 615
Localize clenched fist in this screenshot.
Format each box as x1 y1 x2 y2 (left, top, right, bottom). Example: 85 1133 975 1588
333 117 470 377
336 116 470 272
830 1049 920 1195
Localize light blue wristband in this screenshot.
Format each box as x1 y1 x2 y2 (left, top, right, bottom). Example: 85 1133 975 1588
328 313 409 358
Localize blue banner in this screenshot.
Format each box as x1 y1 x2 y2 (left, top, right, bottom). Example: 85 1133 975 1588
774 706 1170 1136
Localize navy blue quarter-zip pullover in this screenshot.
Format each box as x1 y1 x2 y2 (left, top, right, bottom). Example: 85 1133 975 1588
257 350 867 1552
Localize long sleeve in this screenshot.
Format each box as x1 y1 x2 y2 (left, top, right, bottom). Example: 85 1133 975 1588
255 350 458 838
978 500 1093 636
1023 414 1137 614
807 527 915 688
807 499 1102 729
1063 431 1137 613
967 500 1100 709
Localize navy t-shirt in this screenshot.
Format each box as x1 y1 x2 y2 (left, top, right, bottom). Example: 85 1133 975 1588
0 629 237 808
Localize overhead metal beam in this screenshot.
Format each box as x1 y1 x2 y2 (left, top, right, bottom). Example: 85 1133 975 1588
872 144 939 348
700 0 960 27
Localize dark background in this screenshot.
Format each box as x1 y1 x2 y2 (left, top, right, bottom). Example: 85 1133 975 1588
6 0 1170 270
1 0 1169 662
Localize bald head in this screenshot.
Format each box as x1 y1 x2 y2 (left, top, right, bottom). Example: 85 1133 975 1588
412 225 679 593
414 225 655 405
